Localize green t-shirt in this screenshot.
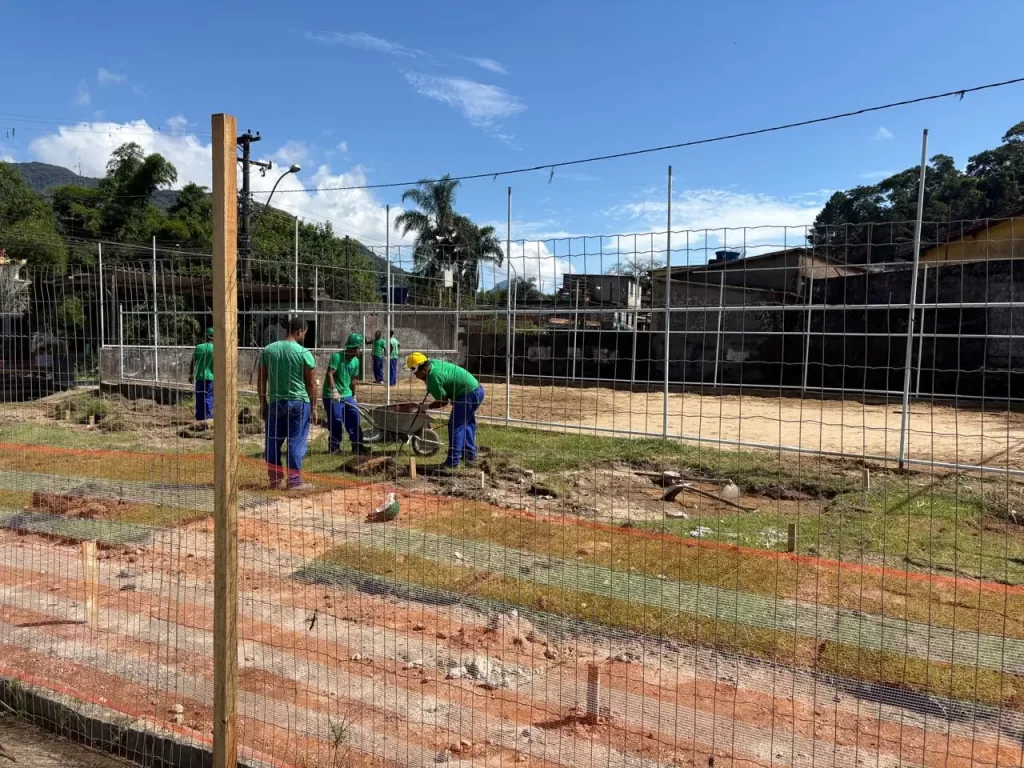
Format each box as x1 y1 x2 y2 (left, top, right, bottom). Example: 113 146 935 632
260 340 316 403
192 342 214 381
425 360 479 401
389 337 400 360
372 338 386 358
323 353 359 398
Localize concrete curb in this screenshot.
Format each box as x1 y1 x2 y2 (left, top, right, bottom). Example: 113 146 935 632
0 677 271 768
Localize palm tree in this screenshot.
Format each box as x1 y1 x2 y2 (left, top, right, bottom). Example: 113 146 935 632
394 176 503 303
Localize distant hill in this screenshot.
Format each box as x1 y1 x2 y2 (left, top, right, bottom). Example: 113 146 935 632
13 161 100 192
11 161 400 276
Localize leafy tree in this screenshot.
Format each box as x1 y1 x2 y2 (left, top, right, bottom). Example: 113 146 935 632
606 257 664 297
811 121 1024 262
0 163 66 267
97 142 177 241
394 175 503 302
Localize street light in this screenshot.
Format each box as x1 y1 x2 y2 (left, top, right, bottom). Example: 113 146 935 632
262 164 302 213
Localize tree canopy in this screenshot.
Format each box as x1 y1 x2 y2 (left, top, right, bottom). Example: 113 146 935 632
0 144 380 302
810 121 1024 263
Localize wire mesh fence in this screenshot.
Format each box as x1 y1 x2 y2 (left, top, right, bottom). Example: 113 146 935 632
0 218 1023 767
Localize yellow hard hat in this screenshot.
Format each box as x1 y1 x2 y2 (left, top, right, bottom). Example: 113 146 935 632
405 352 428 370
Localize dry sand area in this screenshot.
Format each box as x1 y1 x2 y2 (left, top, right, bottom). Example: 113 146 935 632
373 379 1024 469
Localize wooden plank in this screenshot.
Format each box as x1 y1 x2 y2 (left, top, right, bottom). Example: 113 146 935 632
211 112 238 768
408 456 417 479
80 541 98 628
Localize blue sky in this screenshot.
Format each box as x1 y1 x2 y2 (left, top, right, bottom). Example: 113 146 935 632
2 0 1023 287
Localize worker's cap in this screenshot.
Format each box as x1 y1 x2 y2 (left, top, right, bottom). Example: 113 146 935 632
344 332 364 350
206 327 214 339
405 352 428 371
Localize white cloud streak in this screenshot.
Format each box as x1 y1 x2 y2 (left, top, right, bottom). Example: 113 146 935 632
305 31 420 58
97 67 127 86
462 57 507 75
404 73 525 141
873 126 894 141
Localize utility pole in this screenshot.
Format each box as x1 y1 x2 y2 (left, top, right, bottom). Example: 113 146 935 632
236 130 270 282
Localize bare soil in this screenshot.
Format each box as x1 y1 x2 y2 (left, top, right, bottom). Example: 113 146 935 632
368 380 1024 469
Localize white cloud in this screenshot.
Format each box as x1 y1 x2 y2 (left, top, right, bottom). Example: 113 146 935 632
337 140 348 153
272 140 309 166
404 73 525 141
165 115 190 131
306 31 420 58
873 126 894 141
73 80 90 106
26 118 404 250
463 57 507 75
30 119 211 182
0 153 14 163
606 188 824 264
97 67 127 86
132 84 148 98
859 169 894 181
482 240 574 293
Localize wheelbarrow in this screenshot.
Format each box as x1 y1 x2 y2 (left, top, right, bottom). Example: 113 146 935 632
358 402 444 457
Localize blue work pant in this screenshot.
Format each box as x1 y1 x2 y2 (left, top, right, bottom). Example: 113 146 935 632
265 400 311 487
444 386 485 468
389 358 398 386
324 396 363 453
372 355 385 383
194 380 213 421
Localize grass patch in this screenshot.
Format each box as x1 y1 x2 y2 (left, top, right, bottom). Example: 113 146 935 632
643 473 1024 584
51 394 111 425
313 542 1024 710
414 503 1024 638
818 641 1024 711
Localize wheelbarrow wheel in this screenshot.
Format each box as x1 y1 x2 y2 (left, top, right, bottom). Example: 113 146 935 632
411 428 441 457
362 426 384 444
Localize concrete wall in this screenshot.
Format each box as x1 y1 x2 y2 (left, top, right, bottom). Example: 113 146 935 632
808 259 1024 398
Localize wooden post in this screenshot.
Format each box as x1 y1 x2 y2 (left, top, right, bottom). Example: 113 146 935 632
80 541 98 628
585 663 601 724
786 523 796 554
408 456 417 479
211 112 239 768
861 468 871 492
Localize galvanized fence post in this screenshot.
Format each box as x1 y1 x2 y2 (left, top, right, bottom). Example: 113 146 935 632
898 128 929 470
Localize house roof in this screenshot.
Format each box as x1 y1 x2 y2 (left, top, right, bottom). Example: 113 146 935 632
649 247 845 279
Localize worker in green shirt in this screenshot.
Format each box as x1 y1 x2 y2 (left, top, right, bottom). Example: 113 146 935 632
258 317 318 489
389 330 400 386
324 333 366 454
188 327 215 423
371 330 386 384
406 352 484 469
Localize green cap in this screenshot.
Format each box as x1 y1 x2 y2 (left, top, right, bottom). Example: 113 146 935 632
344 332 364 350
206 327 214 339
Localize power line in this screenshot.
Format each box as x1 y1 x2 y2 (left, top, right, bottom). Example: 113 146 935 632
267 75 1024 193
